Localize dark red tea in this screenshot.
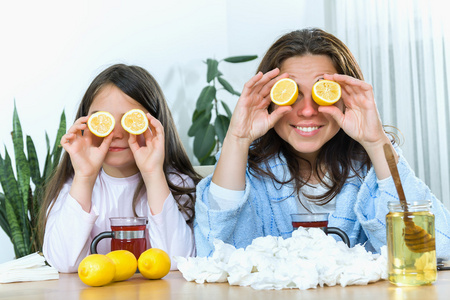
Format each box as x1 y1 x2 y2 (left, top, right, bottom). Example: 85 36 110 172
111 225 146 259
292 220 328 229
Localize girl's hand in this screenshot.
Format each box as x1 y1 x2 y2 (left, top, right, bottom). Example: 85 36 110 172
61 116 113 179
227 68 292 147
128 113 165 176
319 74 388 149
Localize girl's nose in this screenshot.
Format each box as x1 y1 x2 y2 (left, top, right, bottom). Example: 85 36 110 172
111 121 125 139
295 94 319 117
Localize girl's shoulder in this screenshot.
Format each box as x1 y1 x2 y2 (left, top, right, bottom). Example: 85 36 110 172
166 168 195 188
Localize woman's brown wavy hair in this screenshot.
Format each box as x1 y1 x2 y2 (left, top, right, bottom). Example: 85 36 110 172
38 64 202 243
248 28 373 208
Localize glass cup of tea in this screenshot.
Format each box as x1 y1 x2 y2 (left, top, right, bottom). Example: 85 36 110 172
90 217 148 259
291 213 350 247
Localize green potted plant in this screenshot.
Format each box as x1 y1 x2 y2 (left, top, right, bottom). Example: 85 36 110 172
188 55 258 165
0 103 66 258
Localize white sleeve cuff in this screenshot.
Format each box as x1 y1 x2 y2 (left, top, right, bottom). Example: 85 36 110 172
209 181 245 210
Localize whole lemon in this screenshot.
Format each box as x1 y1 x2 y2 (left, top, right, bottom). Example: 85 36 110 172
106 250 138 281
138 248 171 279
78 254 116 287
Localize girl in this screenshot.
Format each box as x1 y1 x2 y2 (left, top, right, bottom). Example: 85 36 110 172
39 64 202 272
194 28 450 259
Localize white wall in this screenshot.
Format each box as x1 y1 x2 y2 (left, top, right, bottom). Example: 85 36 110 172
0 0 325 263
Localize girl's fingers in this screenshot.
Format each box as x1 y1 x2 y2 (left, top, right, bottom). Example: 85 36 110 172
98 133 114 153
147 114 164 140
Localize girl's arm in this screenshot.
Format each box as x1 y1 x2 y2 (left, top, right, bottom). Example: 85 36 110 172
145 173 196 270
62 116 113 212
42 182 97 272
129 114 170 215
212 69 292 190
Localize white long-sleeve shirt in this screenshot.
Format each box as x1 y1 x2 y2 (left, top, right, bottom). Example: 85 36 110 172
43 169 195 273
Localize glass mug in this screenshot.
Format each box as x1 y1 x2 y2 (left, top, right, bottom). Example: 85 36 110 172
291 213 350 247
90 217 148 259
386 200 436 286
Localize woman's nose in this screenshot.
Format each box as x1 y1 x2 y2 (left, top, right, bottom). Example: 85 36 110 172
296 95 319 117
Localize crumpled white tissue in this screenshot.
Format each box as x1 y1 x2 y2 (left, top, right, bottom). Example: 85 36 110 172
175 228 388 290
0 252 59 283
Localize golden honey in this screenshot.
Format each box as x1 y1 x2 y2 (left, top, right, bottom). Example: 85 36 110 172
386 201 437 286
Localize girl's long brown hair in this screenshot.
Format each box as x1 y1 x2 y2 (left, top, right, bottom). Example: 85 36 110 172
38 64 202 243
248 28 372 207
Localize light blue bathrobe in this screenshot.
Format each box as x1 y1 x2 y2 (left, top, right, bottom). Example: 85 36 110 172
194 148 450 260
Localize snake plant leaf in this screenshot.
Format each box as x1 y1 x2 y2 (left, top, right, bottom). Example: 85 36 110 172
206 59 219 83
5 199 27 257
196 86 216 111
12 105 31 240
214 115 230 144
193 124 216 160
51 110 66 170
217 77 241 96
188 104 213 137
0 192 11 238
220 101 233 119
0 149 20 222
223 55 258 63
27 136 42 188
42 132 52 182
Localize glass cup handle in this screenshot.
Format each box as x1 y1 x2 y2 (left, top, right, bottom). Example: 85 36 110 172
324 227 350 247
90 231 114 254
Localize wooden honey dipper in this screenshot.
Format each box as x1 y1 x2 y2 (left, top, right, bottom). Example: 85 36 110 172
383 144 435 253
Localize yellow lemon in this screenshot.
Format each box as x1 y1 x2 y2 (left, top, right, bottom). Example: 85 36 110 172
312 80 341 106
121 109 149 135
138 248 171 280
106 250 138 282
270 78 298 106
87 111 115 137
78 254 116 287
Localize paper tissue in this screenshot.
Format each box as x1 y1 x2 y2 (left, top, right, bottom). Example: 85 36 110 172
175 228 388 290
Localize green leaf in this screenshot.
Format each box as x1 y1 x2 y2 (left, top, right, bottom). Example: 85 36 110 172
42 133 52 182
188 107 212 137
196 86 216 111
27 136 41 187
5 200 27 257
217 77 241 96
51 110 66 171
200 155 216 166
193 124 216 160
223 55 258 63
0 149 20 221
206 59 219 83
221 101 233 119
0 192 11 238
12 104 31 243
214 115 230 144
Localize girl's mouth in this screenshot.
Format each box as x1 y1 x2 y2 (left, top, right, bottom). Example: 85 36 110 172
109 147 126 152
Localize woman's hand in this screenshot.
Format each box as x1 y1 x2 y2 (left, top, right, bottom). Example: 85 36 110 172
320 73 394 180
227 68 293 147
212 69 292 190
319 74 388 148
61 116 112 179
